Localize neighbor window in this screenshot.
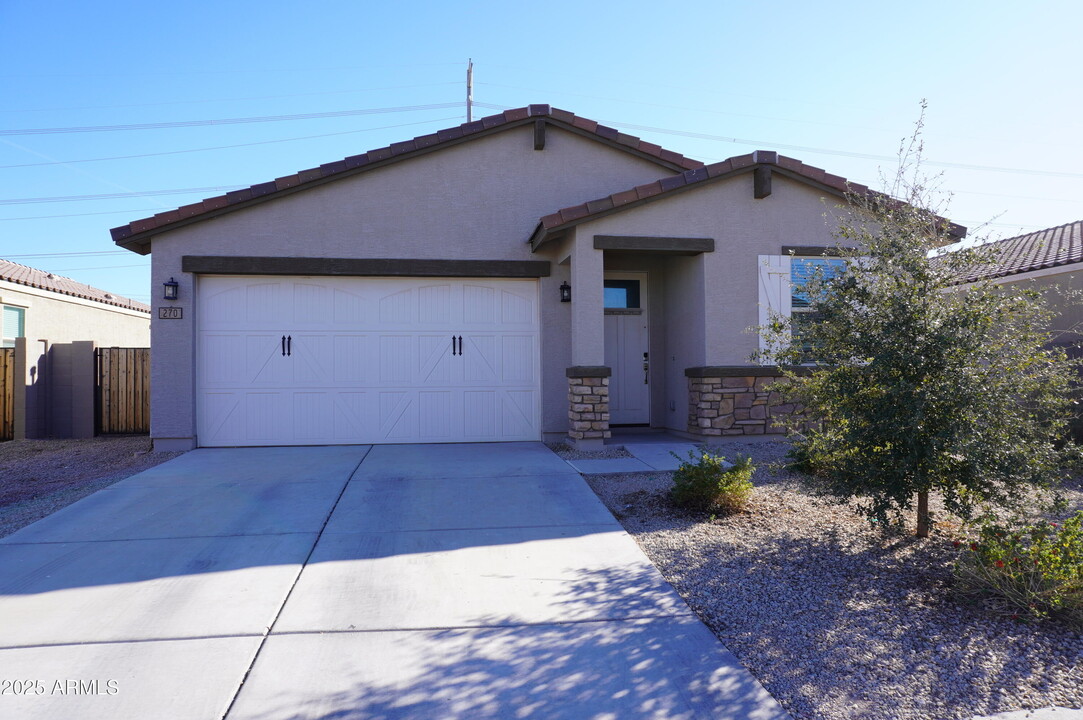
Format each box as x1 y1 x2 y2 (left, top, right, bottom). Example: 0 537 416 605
1 305 25 348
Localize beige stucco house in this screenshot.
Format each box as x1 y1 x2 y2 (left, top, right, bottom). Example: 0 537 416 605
954 220 1083 342
1 260 150 439
111 105 964 452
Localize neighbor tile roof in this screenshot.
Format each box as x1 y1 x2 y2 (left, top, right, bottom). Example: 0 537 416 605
531 150 966 247
111 106 703 252
952 220 1083 283
0 259 150 312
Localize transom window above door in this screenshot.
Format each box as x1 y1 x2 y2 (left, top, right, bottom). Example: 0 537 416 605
604 279 641 309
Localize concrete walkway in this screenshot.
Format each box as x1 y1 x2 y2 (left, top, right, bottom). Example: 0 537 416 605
0 443 787 719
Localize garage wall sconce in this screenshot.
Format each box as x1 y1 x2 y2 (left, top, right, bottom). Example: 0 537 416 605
559 281 571 303
163 277 179 301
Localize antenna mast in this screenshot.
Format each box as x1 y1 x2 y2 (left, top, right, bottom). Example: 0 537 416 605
466 58 473 122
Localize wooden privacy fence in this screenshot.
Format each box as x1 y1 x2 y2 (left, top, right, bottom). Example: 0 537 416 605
1 348 13 441
97 347 149 434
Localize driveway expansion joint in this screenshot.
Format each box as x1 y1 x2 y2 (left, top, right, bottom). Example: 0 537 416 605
219 445 371 720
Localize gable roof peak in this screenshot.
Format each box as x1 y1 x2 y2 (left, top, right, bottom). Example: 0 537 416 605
111 106 704 254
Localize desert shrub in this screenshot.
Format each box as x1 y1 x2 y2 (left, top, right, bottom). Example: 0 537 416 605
669 450 754 514
952 511 1083 629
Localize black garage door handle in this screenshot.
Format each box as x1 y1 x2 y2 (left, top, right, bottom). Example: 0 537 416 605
287 335 291 357
282 335 286 356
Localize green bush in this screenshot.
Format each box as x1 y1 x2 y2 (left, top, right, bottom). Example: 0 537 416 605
669 450 754 514
952 511 1083 629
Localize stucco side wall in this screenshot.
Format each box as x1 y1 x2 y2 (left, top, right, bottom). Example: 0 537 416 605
576 174 849 367
145 125 677 446
999 272 1083 343
0 281 150 348
1 281 149 438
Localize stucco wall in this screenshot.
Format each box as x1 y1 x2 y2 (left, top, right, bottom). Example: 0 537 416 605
0 281 150 438
1000 272 1083 343
577 173 849 368
144 124 679 447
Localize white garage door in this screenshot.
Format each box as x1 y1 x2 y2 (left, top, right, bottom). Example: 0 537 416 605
196 276 541 447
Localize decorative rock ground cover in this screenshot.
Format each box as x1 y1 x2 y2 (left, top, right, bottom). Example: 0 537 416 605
583 439 1083 720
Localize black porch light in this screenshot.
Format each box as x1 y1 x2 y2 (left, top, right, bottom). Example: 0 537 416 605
559 281 571 303
163 277 179 301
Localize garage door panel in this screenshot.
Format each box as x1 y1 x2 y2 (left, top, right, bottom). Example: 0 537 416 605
378 391 416 441
200 392 243 444
293 392 334 441
245 392 290 442
246 335 291 385
197 277 540 446
502 391 537 439
501 336 536 383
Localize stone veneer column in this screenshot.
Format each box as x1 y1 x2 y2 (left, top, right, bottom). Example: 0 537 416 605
685 367 803 437
566 366 611 450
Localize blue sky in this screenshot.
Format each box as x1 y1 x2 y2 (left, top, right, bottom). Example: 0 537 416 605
2 1 1081 304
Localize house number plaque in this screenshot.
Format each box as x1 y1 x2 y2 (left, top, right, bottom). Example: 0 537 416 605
158 307 183 319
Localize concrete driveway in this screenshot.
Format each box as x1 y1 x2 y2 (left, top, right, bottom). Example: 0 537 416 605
0 443 787 719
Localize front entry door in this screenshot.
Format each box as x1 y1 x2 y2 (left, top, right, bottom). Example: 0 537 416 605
603 274 650 425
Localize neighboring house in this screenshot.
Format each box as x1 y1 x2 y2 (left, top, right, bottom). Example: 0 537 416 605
0 260 150 439
110 105 964 451
953 220 1083 346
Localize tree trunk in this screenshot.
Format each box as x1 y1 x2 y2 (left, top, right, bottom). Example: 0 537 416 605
916 491 930 538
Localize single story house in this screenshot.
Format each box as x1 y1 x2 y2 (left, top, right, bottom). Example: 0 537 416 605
1 260 150 439
111 105 964 451
953 220 1083 346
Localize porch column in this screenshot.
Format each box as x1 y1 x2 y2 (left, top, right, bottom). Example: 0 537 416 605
567 231 610 449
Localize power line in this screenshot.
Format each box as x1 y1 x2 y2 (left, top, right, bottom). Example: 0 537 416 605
475 103 1083 182
0 207 175 221
3 250 130 258
0 186 246 205
0 103 463 137
4 82 461 114
0 115 462 169
52 264 149 271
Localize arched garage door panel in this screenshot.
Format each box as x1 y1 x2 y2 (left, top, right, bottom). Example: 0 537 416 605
196 276 540 446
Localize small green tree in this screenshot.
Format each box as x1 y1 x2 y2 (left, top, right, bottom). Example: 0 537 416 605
760 108 1079 537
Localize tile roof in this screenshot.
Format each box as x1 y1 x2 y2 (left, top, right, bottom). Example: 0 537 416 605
952 220 1083 283
0 259 150 313
111 106 704 253
530 150 966 248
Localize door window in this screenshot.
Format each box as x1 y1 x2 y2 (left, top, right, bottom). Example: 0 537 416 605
604 279 641 309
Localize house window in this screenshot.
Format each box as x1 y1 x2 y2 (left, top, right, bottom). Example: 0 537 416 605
757 254 845 360
2 305 25 348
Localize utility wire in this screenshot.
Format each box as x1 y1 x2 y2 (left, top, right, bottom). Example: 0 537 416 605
5 82 461 114
0 115 462 169
0 102 463 137
3 250 130 258
473 102 1083 181
0 186 246 205
0 207 175 221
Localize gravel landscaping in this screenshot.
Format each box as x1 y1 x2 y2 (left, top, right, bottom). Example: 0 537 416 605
0 436 182 538
583 438 1083 720
545 441 632 461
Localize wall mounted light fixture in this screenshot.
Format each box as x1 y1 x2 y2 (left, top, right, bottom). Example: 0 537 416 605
559 281 571 303
163 277 179 301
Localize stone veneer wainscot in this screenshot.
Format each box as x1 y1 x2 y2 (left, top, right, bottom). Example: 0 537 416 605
566 366 612 444
685 367 807 437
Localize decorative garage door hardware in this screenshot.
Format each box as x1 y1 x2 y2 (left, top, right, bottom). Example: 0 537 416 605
280 335 292 357
451 335 463 356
